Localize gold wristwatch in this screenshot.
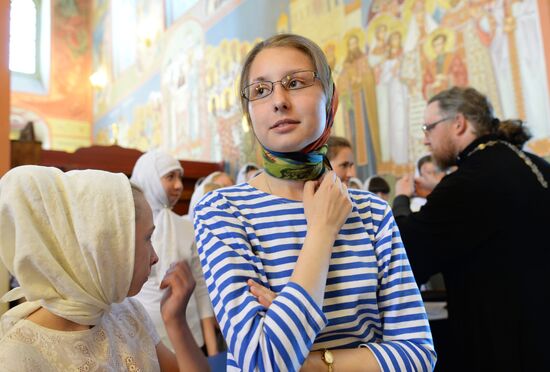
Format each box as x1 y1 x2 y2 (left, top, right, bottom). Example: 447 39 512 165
322 349 334 372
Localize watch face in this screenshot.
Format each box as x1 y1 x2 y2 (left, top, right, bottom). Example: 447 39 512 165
324 350 334 364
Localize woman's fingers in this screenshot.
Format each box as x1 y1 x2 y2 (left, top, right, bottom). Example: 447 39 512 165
247 279 276 307
160 261 196 303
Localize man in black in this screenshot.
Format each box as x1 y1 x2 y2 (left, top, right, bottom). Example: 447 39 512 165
393 87 550 371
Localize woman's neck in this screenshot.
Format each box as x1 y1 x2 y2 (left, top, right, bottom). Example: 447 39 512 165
251 172 306 201
26 307 92 331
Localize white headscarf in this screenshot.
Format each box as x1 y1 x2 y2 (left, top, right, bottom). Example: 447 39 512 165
130 150 183 283
130 150 183 218
236 163 260 185
188 171 224 222
0 166 135 331
348 177 363 190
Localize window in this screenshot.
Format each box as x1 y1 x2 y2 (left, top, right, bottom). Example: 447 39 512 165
9 0 50 94
9 0 38 74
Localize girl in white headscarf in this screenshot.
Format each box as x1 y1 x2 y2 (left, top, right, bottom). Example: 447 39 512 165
130 150 218 355
0 166 209 371
188 171 234 221
236 163 261 184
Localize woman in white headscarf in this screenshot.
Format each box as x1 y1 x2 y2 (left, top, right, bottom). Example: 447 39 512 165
0 166 209 371
130 150 218 355
188 171 234 222
235 163 261 185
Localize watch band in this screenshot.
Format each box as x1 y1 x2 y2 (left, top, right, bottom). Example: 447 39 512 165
322 349 334 372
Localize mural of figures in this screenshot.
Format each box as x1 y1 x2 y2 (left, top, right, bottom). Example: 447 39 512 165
437 0 502 116
161 20 209 159
367 14 410 172
422 29 468 99
204 38 246 165
338 29 381 179
382 29 410 165
89 0 550 175
12 0 93 152
503 0 550 139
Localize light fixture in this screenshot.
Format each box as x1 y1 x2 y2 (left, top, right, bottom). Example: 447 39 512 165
90 68 108 88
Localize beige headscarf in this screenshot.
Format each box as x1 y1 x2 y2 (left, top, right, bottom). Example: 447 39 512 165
0 166 135 332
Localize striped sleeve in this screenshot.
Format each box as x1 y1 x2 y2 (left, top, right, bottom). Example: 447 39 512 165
366 204 437 371
194 194 328 371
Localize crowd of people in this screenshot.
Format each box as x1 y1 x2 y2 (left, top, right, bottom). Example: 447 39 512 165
1 33 549 372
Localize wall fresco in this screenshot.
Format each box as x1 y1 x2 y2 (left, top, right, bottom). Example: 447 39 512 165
92 0 550 179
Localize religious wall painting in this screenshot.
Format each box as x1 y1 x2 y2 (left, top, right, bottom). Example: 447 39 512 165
12 0 93 153
111 0 138 78
421 28 467 99
49 0 93 121
290 0 349 41
91 5 113 117
436 0 503 117
134 0 164 74
87 0 550 179
164 0 200 26
365 13 412 173
337 28 381 179
205 0 237 17
505 0 550 139
204 38 257 171
93 74 161 151
161 20 208 159
277 12 290 33
47 118 92 152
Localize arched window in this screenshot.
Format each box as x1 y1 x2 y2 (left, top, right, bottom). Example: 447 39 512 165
9 0 38 75
9 0 50 93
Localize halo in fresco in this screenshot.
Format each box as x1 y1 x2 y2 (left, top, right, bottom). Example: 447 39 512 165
423 28 457 61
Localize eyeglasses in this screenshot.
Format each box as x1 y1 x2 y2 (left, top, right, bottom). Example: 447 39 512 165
422 116 453 133
241 70 319 101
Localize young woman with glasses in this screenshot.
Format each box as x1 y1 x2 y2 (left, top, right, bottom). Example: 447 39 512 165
193 34 436 372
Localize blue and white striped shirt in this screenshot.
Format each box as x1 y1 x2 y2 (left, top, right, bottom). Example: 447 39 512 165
194 184 436 371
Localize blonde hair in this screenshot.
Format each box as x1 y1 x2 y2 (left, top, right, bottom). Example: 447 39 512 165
203 182 223 194
239 34 334 127
326 136 352 160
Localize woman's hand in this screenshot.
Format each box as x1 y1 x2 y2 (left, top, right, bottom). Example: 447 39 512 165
160 260 195 326
157 261 210 372
248 279 277 308
303 171 352 236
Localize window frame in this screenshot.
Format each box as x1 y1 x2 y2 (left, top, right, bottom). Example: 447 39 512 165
10 0 50 95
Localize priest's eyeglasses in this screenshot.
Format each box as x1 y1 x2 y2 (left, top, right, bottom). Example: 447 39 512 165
422 117 453 133
241 70 319 101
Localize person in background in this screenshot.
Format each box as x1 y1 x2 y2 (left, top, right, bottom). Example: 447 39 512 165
188 171 234 221
194 33 435 371
409 155 446 212
236 163 262 184
326 135 355 186
393 86 550 371
131 150 218 356
364 175 390 201
348 176 363 189
0 166 209 371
